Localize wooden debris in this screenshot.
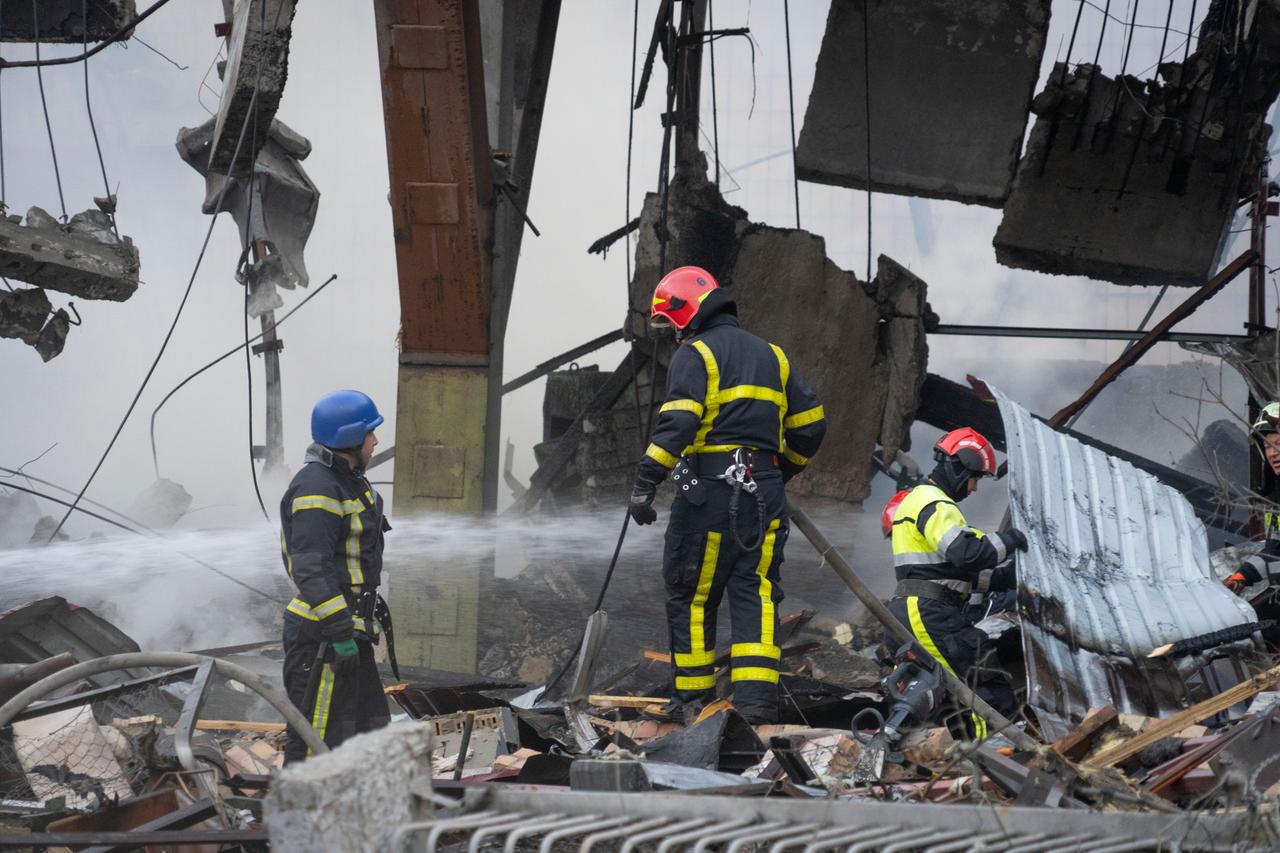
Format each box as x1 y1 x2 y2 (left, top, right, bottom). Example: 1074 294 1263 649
1052 707 1119 761
194 720 287 733
1088 664 1280 768
588 694 668 709
492 748 540 772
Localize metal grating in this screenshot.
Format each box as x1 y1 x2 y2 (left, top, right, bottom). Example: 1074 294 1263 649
390 787 1266 852
993 387 1260 739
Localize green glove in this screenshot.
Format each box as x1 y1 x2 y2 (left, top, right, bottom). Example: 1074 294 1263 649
332 638 359 657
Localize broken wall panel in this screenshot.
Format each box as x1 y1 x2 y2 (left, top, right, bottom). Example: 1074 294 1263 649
795 0 1049 206
994 386 1258 739
995 18 1278 286
0 208 139 301
0 1 134 42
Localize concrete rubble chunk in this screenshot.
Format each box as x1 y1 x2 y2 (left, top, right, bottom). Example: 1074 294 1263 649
995 9 1280 286
796 0 1049 206
176 116 320 313
128 479 194 529
0 0 134 42
265 722 436 853
0 206 138 301
210 0 298 177
0 287 73 361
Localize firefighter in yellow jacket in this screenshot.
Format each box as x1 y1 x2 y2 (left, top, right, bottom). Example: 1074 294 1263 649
888 428 1026 737
628 266 826 723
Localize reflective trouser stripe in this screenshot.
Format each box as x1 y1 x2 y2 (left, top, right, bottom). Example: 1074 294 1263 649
308 665 335 755
675 674 717 691
731 643 780 659
674 649 717 667
754 521 780 647
906 596 987 739
688 533 722 662
730 667 779 683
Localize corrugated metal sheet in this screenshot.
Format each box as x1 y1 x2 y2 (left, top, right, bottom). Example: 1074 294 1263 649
0 596 148 690
993 387 1260 739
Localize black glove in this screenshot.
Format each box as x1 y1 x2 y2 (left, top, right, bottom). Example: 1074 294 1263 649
779 457 804 484
629 480 658 525
1001 528 1029 553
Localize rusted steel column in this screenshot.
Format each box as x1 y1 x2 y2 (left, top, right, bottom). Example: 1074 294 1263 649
374 0 494 671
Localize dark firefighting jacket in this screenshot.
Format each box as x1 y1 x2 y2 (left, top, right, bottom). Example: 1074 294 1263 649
637 309 827 485
279 443 387 642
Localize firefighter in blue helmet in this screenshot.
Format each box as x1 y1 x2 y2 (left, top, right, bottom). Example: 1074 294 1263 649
280 390 391 762
629 266 827 724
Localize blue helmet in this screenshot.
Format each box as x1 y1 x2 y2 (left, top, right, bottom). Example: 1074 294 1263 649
311 390 384 449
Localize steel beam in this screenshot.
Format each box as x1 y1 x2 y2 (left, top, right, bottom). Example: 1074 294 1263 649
1050 250 1258 426
931 324 1248 344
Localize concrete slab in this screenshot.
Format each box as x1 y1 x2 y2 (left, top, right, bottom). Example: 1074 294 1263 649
0 207 139 301
795 0 1049 206
265 722 435 852
994 49 1271 285
209 0 297 176
0 1 134 42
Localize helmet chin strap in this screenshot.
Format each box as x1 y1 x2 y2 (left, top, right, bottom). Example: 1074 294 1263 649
929 458 971 502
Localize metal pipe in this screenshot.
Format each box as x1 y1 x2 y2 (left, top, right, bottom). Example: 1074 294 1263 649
454 710 476 781
787 500 1038 750
0 652 327 755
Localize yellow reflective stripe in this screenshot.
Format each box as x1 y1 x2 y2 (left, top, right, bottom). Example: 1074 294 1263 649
645 442 679 469
772 344 790 449
312 594 348 619
286 597 318 620
674 649 717 667
291 495 343 516
345 501 365 586
691 340 720 450
784 406 825 429
730 667 779 683
731 642 781 660
660 399 705 417
687 444 741 454
688 532 722 660
755 520 780 646
781 446 809 466
675 674 717 691
906 597 955 676
715 385 787 406
308 665 335 755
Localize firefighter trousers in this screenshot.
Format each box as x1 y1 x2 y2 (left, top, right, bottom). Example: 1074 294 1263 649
663 471 788 721
886 595 1017 739
282 616 390 763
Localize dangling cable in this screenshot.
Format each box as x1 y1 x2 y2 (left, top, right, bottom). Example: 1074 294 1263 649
32 0 67 221
0 1 6 210
708 0 720 188
783 0 800 228
862 0 873 282
82 0 119 240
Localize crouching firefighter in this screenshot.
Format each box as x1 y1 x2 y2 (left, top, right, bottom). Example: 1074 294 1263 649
629 266 827 724
280 390 397 762
1226 402 1280 596
887 428 1026 739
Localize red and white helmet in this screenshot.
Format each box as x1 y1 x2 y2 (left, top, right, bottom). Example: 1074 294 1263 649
881 489 910 538
934 427 998 478
650 266 719 330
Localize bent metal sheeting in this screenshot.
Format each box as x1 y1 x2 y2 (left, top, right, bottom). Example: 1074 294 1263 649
993 387 1258 739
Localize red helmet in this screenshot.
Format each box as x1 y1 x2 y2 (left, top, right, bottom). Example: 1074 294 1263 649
935 427 997 477
882 489 910 538
651 266 720 330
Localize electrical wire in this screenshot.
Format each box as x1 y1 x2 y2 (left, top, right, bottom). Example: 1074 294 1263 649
48 0 287 543
149 274 338 479
782 0 799 228
0 1 6 208
708 0 719 188
83 0 119 240
0 0 180 69
862 0 872 282
0 464 152 531
241 0 270 523
32 0 67 221
3 481 141 535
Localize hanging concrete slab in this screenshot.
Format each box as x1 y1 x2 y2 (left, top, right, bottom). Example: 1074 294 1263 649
795 0 1049 206
993 386 1259 740
0 1 134 42
0 207 139 301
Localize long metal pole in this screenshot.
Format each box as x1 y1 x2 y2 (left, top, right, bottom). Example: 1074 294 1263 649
787 500 1038 750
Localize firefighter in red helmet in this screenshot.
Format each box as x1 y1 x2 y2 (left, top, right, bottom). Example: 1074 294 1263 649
630 266 827 724
882 490 909 538
888 427 1026 738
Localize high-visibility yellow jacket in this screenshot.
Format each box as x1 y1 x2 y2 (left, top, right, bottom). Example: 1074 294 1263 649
637 312 826 483
891 482 1010 592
